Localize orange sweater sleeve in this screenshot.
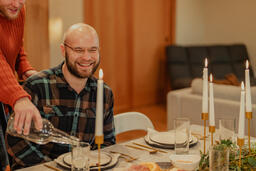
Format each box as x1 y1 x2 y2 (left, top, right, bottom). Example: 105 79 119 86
0 50 31 107
15 43 34 79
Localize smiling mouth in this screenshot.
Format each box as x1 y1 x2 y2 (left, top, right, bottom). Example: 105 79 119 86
8 8 18 14
77 63 93 67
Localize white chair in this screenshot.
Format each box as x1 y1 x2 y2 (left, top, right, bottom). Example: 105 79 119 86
114 112 154 135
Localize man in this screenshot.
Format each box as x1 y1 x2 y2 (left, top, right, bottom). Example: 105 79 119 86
6 23 116 169
0 0 42 170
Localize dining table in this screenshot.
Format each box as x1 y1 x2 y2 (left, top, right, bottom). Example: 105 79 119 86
16 124 221 171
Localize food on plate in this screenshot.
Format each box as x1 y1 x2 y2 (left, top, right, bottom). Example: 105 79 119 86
126 162 161 171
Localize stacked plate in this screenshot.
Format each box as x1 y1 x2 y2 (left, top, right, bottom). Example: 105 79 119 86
144 130 198 149
55 151 120 170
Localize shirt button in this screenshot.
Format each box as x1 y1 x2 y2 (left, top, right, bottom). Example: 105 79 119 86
74 113 78 117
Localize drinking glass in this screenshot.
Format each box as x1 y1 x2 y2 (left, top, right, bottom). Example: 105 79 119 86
174 117 190 154
219 118 236 142
71 142 90 171
209 145 229 171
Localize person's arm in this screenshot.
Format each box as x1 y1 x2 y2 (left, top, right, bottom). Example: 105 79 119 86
0 50 42 134
6 135 52 167
102 87 116 147
15 44 37 80
6 81 50 167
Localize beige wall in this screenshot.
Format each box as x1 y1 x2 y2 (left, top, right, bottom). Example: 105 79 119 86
176 0 256 73
49 0 84 67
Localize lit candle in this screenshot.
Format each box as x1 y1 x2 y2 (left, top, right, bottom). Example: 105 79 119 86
209 74 215 126
238 82 245 139
95 69 104 136
245 60 252 112
202 58 208 113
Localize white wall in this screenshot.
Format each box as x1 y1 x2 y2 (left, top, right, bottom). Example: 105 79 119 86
49 0 84 67
176 0 256 73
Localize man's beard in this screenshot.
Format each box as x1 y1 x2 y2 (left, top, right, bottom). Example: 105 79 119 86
0 7 22 20
65 52 100 79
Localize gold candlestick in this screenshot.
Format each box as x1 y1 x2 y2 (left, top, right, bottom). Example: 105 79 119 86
209 126 215 145
246 112 252 153
201 113 209 154
237 138 244 167
95 136 104 171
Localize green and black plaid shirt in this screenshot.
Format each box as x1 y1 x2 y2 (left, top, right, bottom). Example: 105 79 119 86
6 62 115 168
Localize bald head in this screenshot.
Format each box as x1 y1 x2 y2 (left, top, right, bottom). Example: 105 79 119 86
63 23 99 47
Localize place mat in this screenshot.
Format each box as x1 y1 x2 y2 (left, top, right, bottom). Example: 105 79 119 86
63 152 112 167
55 152 120 170
144 134 198 149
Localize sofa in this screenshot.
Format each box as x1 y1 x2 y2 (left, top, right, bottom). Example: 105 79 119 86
166 44 256 136
166 44 256 90
167 80 256 136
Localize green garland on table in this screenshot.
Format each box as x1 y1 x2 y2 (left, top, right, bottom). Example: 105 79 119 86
199 139 256 171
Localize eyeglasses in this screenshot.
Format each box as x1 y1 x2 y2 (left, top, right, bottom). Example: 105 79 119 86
63 43 99 55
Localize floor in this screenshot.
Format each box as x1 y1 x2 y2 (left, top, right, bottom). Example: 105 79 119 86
116 103 167 143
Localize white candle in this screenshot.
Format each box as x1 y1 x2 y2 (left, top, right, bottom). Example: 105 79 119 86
209 74 215 126
202 58 208 113
238 82 245 139
95 69 104 136
245 60 252 112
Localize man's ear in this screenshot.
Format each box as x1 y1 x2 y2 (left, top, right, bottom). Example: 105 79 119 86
60 44 65 57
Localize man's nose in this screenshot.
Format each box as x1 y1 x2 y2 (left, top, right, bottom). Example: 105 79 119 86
11 0 24 8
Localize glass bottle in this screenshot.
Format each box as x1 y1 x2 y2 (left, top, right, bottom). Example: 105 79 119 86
6 115 79 145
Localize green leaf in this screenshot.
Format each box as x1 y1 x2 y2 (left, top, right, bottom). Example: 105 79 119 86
248 157 256 167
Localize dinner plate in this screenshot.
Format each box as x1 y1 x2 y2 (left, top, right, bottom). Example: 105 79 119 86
63 151 112 167
55 152 120 170
149 131 192 145
144 134 198 149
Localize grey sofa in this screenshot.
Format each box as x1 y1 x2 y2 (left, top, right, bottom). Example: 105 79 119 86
166 44 256 90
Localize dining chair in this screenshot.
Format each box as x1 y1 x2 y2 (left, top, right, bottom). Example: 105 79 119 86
114 112 154 135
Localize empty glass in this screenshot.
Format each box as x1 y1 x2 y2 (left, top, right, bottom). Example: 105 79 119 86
71 142 90 171
174 117 190 154
219 118 236 142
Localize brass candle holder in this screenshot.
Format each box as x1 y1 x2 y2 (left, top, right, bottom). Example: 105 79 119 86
246 112 252 153
209 126 215 145
201 113 209 154
95 136 104 171
237 138 244 167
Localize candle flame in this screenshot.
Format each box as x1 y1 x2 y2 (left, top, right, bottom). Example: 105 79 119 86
241 81 244 90
246 60 249 69
210 74 213 82
205 58 208 67
99 69 103 79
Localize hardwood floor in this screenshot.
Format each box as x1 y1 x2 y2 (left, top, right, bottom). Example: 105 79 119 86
115 103 167 143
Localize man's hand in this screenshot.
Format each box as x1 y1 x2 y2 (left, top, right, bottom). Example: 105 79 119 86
13 97 43 135
22 70 38 80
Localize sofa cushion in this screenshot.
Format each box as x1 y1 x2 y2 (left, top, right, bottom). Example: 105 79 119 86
191 78 256 103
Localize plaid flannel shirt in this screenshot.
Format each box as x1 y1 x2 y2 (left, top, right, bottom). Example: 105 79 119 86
6 62 115 168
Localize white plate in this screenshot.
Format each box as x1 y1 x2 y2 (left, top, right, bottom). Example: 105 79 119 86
63 151 112 167
144 134 198 149
55 152 120 170
149 132 191 145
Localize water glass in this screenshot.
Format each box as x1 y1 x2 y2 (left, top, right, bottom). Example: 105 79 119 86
71 142 90 171
219 118 236 142
174 118 190 154
209 145 229 171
